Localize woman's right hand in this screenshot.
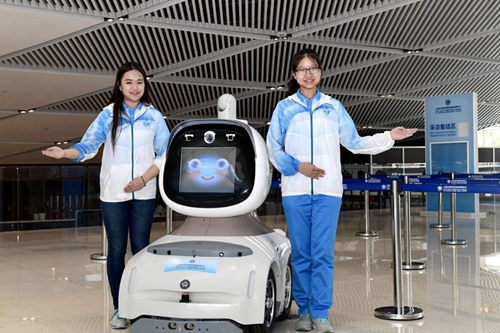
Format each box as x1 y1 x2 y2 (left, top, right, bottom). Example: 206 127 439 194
299 162 326 179
42 146 65 159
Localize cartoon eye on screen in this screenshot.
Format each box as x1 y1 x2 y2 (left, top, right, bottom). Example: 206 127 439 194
179 147 238 193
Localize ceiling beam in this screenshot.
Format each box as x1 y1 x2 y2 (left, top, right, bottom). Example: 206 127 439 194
150 39 275 77
168 89 269 117
0 2 106 19
416 52 500 65
127 0 187 19
152 76 271 90
291 0 424 38
0 21 110 62
127 18 273 40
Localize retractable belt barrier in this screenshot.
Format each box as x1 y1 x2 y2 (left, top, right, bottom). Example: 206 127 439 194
373 179 424 320
343 172 500 321
402 175 425 270
344 173 500 194
356 173 379 237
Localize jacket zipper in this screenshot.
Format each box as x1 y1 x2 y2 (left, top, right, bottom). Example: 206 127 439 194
130 108 136 200
310 106 314 195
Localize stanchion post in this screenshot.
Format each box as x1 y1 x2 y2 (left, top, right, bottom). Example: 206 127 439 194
438 230 445 283
166 206 173 234
430 190 450 229
441 173 467 246
431 171 450 229
90 221 107 260
402 175 425 270
364 238 373 297
374 179 423 320
451 246 459 316
356 173 379 237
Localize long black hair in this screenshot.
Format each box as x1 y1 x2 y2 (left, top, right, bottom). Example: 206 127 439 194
108 61 152 148
285 48 323 98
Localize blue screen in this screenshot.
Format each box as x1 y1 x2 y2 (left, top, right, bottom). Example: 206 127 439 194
179 147 237 193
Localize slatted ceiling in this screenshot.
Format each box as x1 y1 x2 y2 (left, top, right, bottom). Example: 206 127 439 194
409 71 500 100
239 93 279 120
46 91 112 113
438 35 500 60
348 99 424 128
320 48 374 71
478 107 500 130
480 79 500 102
363 57 496 95
332 95 365 105
5 0 500 165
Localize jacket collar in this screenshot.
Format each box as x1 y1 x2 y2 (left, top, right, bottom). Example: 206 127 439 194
290 89 329 110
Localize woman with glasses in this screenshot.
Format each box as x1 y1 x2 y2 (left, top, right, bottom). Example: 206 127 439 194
267 49 417 333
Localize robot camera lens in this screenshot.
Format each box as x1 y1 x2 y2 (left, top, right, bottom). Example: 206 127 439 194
204 131 216 144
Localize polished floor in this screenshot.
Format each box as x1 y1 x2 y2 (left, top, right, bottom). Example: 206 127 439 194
2 202 500 333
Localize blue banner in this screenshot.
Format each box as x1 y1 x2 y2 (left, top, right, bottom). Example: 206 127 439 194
425 93 478 212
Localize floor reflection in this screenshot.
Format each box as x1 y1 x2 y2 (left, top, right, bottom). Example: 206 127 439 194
1 204 500 332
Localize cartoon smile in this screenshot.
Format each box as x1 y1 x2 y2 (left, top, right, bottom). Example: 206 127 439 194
186 157 230 185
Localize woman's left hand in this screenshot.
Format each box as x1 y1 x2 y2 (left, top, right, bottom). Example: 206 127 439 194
390 127 418 140
124 178 143 193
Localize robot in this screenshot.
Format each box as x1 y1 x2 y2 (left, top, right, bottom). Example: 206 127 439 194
119 94 292 333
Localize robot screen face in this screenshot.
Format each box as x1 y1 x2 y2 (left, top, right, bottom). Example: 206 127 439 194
163 120 256 209
180 147 237 194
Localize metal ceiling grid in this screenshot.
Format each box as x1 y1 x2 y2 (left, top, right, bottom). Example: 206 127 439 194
143 0 376 30
406 69 500 101
3 0 500 165
347 98 423 129
434 35 500 64
45 91 111 113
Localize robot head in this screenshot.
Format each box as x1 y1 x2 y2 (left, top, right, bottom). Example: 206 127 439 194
160 119 271 217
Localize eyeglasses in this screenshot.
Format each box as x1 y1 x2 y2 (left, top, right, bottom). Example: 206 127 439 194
295 66 321 76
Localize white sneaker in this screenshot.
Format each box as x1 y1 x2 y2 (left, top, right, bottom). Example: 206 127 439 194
296 313 312 331
110 309 129 329
312 318 334 333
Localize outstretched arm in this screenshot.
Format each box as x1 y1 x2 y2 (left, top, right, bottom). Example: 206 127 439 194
390 127 418 141
42 146 79 160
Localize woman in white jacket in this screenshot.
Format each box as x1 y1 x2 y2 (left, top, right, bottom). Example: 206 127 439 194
267 49 416 333
42 61 170 329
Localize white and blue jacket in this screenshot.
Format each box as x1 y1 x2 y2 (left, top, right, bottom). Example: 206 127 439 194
267 90 394 198
71 102 170 202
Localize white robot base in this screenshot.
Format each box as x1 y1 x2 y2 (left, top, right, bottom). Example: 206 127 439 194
119 214 292 333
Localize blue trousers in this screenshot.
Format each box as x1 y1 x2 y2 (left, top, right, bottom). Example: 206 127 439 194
101 199 155 309
282 195 342 319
